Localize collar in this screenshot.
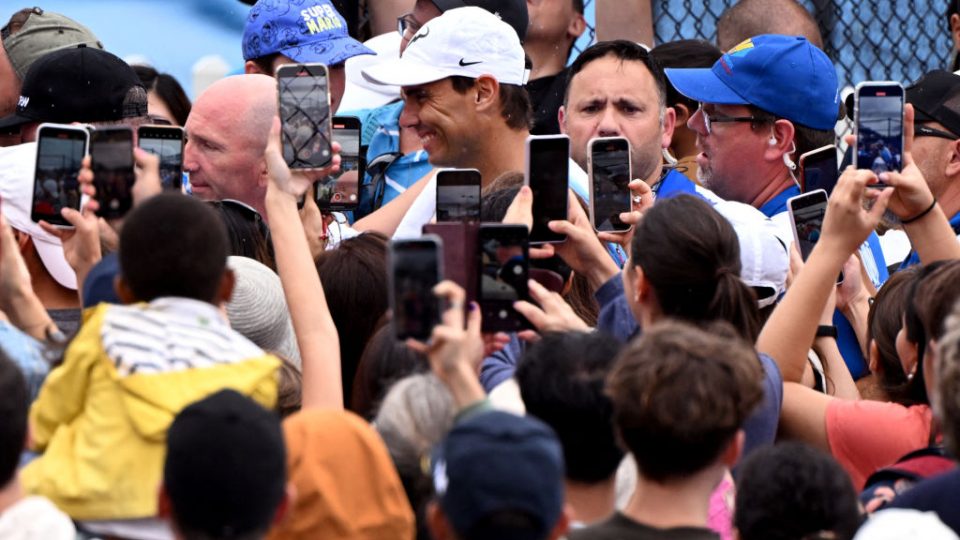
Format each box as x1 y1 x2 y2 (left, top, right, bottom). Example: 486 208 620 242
759 185 801 218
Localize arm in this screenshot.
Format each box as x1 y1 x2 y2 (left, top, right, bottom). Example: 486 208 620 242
779 382 834 452
0 216 58 340
596 0 654 45
408 281 487 410
758 168 893 383
352 169 435 236
264 119 343 410
871 104 960 263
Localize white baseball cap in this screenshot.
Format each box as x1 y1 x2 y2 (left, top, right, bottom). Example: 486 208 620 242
0 142 78 290
713 199 788 309
362 6 528 88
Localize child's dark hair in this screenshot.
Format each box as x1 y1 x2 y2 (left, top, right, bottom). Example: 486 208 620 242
119 194 229 303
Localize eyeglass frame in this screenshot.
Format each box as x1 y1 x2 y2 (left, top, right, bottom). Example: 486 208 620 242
697 103 760 135
913 124 958 141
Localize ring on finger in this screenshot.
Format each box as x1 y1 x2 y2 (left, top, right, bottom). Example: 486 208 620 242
632 194 642 204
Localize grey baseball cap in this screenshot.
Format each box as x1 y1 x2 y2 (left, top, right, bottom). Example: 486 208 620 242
1 7 103 80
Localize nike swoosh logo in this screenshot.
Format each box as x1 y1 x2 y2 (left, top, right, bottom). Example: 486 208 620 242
459 59 482 66
409 27 429 45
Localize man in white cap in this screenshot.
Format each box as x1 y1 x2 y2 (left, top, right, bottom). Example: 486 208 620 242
361 5 537 236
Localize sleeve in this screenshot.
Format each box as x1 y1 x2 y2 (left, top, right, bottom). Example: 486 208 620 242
479 335 523 393
594 274 639 343
28 308 105 450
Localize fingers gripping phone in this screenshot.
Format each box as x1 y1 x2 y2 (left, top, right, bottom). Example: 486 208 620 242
32 123 88 227
787 189 843 283
854 81 904 185
315 116 362 211
436 168 481 222
800 145 839 196
389 237 444 341
277 63 333 170
525 135 569 243
138 125 184 191
588 137 632 233
90 127 136 219
479 224 531 332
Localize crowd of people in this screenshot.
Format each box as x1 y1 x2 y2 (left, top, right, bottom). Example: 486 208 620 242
1 0 960 539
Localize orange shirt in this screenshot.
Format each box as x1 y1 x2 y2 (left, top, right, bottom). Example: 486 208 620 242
826 400 933 490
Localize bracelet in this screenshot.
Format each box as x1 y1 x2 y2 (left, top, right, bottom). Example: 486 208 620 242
815 325 838 339
901 198 937 225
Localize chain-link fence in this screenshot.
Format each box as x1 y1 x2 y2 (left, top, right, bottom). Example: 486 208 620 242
652 0 951 91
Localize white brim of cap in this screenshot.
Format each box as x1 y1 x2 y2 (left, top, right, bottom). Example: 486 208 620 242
362 59 456 88
34 236 77 290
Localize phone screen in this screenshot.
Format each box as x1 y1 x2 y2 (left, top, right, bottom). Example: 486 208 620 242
32 125 87 226
479 224 530 332
527 136 569 243
590 138 631 232
138 126 184 191
315 117 361 210
436 169 481 222
390 238 442 341
278 63 332 169
801 146 839 195
856 84 904 175
91 127 135 219
788 190 829 261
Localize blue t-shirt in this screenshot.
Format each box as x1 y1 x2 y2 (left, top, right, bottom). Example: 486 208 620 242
343 101 433 219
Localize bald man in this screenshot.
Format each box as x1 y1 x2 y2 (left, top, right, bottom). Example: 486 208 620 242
716 0 823 51
183 74 277 215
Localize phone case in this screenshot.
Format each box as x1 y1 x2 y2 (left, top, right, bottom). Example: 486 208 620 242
422 222 479 305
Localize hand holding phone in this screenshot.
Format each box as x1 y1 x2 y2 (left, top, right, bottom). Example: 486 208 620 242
588 137 632 232
31 123 88 227
277 63 333 170
854 81 904 185
137 125 184 191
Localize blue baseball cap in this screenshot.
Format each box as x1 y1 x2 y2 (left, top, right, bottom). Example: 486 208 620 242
242 0 374 66
664 35 840 131
431 411 564 540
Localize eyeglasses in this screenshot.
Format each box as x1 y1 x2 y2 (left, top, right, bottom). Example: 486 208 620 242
698 104 757 135
397 12 422 38
914 124 958 141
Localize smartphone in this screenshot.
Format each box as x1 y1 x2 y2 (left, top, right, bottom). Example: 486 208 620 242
389 237 443 341
137 125 184 191
525 135 569 243
479 224 531 332
31 123 88 226
277 63 332 170
89 127 136 219
854 81 904 185
436 169 481 222
588 137 632 233
315 116 362 211
787 189 844 283
800 145 839 195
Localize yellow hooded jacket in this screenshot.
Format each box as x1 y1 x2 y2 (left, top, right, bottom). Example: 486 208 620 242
21 298 280 520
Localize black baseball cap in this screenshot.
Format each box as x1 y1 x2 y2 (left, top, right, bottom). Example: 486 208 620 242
164 389 286 539
0 45 147 130
431 0 528 42
907 70 960 136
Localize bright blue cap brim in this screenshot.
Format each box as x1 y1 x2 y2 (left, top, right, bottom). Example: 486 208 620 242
664 67 750 106
280 36 376 67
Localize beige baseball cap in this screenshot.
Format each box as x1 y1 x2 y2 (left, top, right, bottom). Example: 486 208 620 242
2 7 103 80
